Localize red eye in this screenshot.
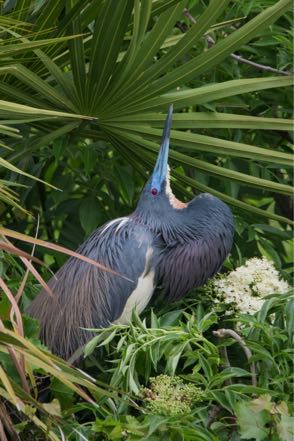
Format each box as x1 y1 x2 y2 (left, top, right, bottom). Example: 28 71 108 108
151 188 158 196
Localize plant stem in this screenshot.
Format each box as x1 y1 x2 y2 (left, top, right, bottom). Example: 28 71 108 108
220 346 233 386
0 401 21 441
213 328 257 387
207 404 221 427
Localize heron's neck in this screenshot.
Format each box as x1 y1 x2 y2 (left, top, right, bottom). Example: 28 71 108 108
132 204 194 245
133 192 234 246
165 178 187 210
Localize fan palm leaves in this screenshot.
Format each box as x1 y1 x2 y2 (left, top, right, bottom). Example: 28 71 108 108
0 0 293 223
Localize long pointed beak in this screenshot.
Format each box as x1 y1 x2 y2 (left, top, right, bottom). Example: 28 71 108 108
151 105 173 190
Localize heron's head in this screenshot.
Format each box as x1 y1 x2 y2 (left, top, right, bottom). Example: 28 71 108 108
134 105 187 223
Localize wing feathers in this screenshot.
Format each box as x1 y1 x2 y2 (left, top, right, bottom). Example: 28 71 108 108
27 220 154 359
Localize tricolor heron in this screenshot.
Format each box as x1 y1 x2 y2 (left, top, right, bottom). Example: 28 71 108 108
28 106 234 360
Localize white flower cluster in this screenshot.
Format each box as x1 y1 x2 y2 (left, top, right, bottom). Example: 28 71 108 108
213 257 289 315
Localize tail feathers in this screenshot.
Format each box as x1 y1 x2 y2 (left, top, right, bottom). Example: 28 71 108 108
27 259 112 360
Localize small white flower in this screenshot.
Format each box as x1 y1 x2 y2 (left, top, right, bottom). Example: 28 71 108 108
212 257 289 315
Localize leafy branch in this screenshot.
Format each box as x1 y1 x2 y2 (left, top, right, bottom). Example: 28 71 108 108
183 8 291 76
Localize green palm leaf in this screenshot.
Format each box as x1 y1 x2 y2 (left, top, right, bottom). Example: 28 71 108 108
1 0 292 224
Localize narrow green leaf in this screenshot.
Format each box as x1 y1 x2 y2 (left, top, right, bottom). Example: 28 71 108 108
67 0 87 109
118 0 292 106
60 0 94 31
88 0 133 112
0 99 95 120
30 122 79 150
122 0 186 82
102 0 187 108
108 0 230 108
113 124 288 192
102 122 292 166
115 76 293 115
0 124 21 138
0 82 48 109
80 0 105 28
0 157 57 189
14 0 31 21
34 0 65 32
34 50 79 111
0 65 75 111
151 0 183 16
103 0 153 99
0 35 78 57
107 111 293 131
0 23 80 111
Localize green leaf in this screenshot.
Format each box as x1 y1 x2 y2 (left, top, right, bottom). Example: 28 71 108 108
105 0 186 101
106 127 292 194
0 99 94 121
88 0 133 111
50 378 75 410
67 0 87 108
106 122 292 166
0 35 78 57
249 394 273 413
257 237 282 269
0 157 57 189
34 0 64 32
35 50 79 110
126 0 292 102
30 122 79 150
42 399 62 417
106 0 229 108
109 111 293 131
276 415 294 441
236 401 270 440
114 164 134 205
115 76 293 114
0 65 75 111
102 0 153 99
79 196 102 235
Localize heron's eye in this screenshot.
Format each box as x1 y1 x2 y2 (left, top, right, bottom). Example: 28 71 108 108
151 188 158 196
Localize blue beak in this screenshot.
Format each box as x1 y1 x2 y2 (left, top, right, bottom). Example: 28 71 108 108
151 105 173 191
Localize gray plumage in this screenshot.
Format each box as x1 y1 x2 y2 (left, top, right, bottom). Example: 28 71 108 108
27 106 234 360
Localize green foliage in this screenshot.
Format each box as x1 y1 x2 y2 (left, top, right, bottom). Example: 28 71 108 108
141 375 204 416
85 309 220 395
92 414 217 441
236 395 293 441
236 399 270 441
1 264 293 439
81 289 293 440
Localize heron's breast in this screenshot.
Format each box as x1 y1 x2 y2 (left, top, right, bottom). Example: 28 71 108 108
114 247 155 325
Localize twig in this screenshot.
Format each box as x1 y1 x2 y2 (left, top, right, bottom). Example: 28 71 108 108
230 53 290 75
213 328 257 387
220 346 233 386
183 9 291 76
207 404 221 427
